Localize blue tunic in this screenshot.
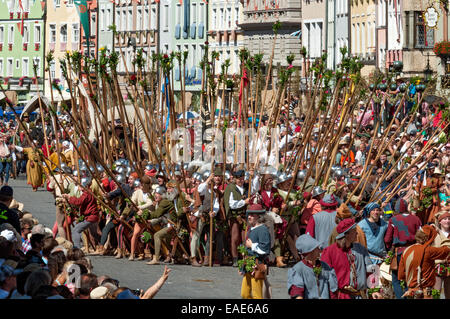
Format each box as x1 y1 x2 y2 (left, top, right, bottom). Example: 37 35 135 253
358 218 388 263
287 260 338 299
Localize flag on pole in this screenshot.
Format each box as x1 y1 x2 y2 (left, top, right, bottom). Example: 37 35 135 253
74 0 90 44
161 76 170 133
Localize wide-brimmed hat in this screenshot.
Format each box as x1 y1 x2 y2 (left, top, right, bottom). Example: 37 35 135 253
295 234 321 255
335 218 357 239
246 203 266 215
320 194 339 207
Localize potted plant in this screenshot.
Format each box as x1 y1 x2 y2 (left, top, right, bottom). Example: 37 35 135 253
433 40 450 57
35 43 40 51
8 43 12 51
23 43 27 51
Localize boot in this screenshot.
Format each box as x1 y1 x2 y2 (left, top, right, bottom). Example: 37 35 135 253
202 256 210 267
128 253 135 261
146 256 160 265
276 256 287 268
232 257 238 267
191 257 202 267
144 248 151 259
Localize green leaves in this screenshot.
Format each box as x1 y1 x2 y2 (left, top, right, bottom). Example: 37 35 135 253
272 21 281 34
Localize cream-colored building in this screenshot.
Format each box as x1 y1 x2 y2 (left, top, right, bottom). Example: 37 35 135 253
209 0 244 76
44 0 81 104
350 0 376 77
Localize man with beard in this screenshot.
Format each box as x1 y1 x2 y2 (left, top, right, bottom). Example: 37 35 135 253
146 180 189 265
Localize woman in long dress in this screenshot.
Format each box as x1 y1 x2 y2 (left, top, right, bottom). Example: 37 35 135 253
18 145 44 191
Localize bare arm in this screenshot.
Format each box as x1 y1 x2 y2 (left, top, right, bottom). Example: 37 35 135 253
140 266 171 299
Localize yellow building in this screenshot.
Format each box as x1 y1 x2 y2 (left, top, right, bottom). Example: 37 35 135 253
350 0 377 77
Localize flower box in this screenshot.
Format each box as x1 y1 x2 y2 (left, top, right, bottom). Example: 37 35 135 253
9 12 13 19
434 41 450 57
8 43 12 51
24 12 28 18
23 43 28 51
17 12 21 19
0 43 2 51
35 43 40 51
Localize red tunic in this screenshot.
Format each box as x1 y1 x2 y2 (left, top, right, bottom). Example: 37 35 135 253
68 191 99 223
320 243 353 299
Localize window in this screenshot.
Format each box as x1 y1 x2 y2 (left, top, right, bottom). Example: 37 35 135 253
226 7 231 29
176 4 181 25
49 24 56 43
0 59 3 77
15 59 19 70
191 3 196 24
34 25 41 43
415 12 434 48
0 26 4 44
219 8 224 29
72 23 79 43
67 0 74 6
60 24 67 43
106 9 111 30
8 25 14 44
212 9 217 30
137 7 142 31
33 57 41 76
100 9 105 31
23 25 28 43
116 10 121 31
91 13 96 36
50 61 56 79
164 4 169 30
7 58 13 77
151 6 156 29
200 3 205 24
122 8 126 31
55 0 60 7
22 58 28 76
23 0 29 12
128 8 133 31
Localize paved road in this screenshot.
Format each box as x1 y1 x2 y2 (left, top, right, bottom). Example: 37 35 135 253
8 176 290 299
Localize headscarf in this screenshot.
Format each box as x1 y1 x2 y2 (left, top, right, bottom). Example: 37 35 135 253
362 202 380 218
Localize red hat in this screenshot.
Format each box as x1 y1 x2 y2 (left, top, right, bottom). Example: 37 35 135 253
246 203 266 215
335 218 356 239
145 168 157 177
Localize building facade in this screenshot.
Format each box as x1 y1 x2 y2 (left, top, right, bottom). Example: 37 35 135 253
44 0 80 103
239 0 302 81
326 0 349 70
209 0 243 77
401 0 438 77
0 0 45 104
114 0 158 99
302 0 325 76
171 0 208 93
